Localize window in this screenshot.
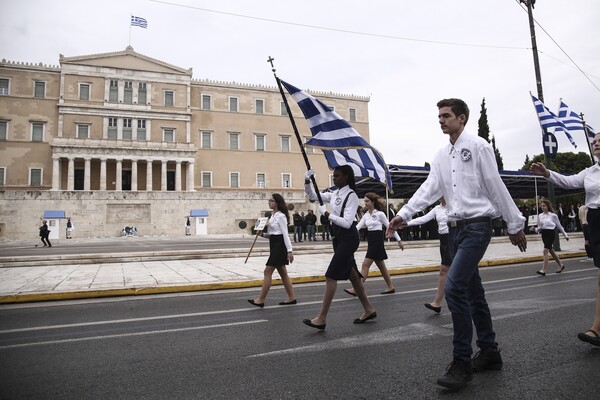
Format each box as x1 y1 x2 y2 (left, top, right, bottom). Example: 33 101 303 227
34 81 45 98
30 168 42 186
349 108 356 122
0 78 8 95
164 90 174 106
201 94 211 110
255 134 265 151
109 79 118 102
123 118 132 140
230 172 239 188
0 167 4 186
0 121 7 140
31 123 44 142
280 101 288 116
304 136 313 154
229 133 240 150
123 81 133 104
282 173 291 189
137 119 146 141
201 131 212 149
76 124 89 139
138 82 147 104
281 136 290 152
202 172 212 188
79 83 90 100
255 99 264 114
229 97 238 112
257 173 265 188
163 128 174 142
108 117 118 139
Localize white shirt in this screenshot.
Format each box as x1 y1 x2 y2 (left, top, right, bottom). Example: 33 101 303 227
398 132 525 234
536 212 568 238
407 205 449 235
267 211 293 252
305 184 358 229
548 164 600 209
356 209 401 241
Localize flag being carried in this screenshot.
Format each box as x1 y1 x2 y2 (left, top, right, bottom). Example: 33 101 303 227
530 94 568 132
557 100 596 139
281 80 392 192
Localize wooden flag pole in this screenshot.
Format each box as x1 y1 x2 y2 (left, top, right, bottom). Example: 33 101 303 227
244 230 262 264
268 56 323 206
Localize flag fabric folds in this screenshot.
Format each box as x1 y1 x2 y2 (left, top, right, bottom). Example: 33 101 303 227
557 101 596 139
530 94 567 131
131 15 148 29
281 80 392 191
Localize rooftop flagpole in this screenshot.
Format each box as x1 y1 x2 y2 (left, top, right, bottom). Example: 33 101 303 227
268 56 323 205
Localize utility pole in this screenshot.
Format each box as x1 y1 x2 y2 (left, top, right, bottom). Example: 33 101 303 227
522 0 560 250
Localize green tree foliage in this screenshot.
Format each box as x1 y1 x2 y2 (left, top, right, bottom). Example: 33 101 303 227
520 151 592 174
477 98 504 169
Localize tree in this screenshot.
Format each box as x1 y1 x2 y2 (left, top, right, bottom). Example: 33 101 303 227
520 151 592 174
477 98 504 169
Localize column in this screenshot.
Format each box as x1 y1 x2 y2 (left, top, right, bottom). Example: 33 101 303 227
146 160 153 191
116 159 122 191
67 157 75 191
186 161 195 192
84 158 91 191
100 158 107 190
51 157 60 190
175 161 182 191
131 159 138 191
161 160 167 191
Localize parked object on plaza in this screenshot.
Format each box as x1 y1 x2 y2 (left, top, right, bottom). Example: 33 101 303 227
121 226 137 237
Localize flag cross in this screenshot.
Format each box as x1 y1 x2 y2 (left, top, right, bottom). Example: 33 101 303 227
543 132 558 157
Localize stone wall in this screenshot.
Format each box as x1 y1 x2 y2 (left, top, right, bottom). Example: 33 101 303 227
0 190 311 240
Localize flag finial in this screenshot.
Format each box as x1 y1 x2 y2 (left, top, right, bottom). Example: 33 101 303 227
267 56 275 72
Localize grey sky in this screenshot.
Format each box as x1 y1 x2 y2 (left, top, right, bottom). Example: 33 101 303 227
2 0 598 170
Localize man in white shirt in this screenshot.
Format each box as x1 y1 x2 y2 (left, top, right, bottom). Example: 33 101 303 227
388 98 527 391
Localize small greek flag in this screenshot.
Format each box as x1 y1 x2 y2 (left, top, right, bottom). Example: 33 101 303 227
281 80 392 191
131 15 148 29
558 101 596 139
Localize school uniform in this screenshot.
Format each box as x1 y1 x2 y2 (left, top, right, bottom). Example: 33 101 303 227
407 204 451 266
535 211 568 249
356 209 400 261
266 211 293 267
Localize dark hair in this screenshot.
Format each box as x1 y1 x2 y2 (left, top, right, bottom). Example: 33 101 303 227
364 192 384 211
539 198 555 213
437 98 470 125
272 193 290 223
335 165 356 191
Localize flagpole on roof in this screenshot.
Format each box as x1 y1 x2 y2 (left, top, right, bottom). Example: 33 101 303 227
268 56 323 205
579 112 595 163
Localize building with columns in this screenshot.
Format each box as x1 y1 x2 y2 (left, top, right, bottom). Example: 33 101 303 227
0 47 371 239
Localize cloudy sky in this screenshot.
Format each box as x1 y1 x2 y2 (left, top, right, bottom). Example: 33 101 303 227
2 0 599 170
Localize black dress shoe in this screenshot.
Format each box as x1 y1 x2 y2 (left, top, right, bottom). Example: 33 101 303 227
381 288 396 295
556 264 565 273
536 270 546 276
353 312 377 324
248 299 264 308
343 288 357 297
279 299 297 305
303 319 326 330
425 303 442 313
577 329 600 346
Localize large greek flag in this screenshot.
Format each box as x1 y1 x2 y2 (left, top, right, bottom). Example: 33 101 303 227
557 101 596 139
530 94 567 131
281 80 392 191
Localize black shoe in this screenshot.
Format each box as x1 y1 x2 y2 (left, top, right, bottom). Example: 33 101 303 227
303 319 326 331
279 299 297 305
424 303 442 313
472 348 503 372
536 270 546 276
343 288 357 297
353 312 377 324
247 299 264 308
556 264 565 273
437 358 473 390
577 329 600 347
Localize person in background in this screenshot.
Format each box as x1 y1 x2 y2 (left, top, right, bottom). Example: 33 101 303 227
248 193 296 308
185 217 191 236
66 218 74 239
567 204 577 232
320 213 331 241
39 220 51 247
579 205 593 260
530 133 600 347
532 199 568 276
306 209 317 241
292 210 303 243
301 211 308 241
344 192 403 297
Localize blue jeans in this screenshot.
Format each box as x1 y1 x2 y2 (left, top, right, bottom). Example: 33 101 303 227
307 225 316 240
445 221 496 361
294 226 302 242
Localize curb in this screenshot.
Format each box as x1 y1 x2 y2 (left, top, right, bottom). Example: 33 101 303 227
0 251 586 304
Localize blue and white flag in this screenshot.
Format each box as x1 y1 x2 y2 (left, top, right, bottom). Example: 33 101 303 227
281 80 392 191
557 101 596 139
131 15 148 29
530 94 567 132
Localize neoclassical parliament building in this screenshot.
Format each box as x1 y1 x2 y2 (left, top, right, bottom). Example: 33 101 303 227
0 47 371 240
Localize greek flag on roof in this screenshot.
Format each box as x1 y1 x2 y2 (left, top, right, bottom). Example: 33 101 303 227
281 80 392 191
557 101 596 139
131 15 148 28
530 94 568 131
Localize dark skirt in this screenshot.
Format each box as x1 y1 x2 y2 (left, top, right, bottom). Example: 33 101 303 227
439 233 452 266
541 229 555 250
587 208 600 268
266 234 289 267
326 222 359 280
365 230 387 261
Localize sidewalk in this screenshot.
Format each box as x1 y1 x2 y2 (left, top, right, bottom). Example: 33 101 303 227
0 234 587 304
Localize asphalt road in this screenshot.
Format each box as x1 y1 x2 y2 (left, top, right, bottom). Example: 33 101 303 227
1 258 599 400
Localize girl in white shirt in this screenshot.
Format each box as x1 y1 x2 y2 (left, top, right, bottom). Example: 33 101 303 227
344 192 403 296
248 193 296 307
534 199 568 276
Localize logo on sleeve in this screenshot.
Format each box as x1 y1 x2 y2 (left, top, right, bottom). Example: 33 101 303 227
460 148 472 162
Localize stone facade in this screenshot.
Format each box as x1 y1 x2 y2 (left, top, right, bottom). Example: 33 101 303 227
0 47 370 239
